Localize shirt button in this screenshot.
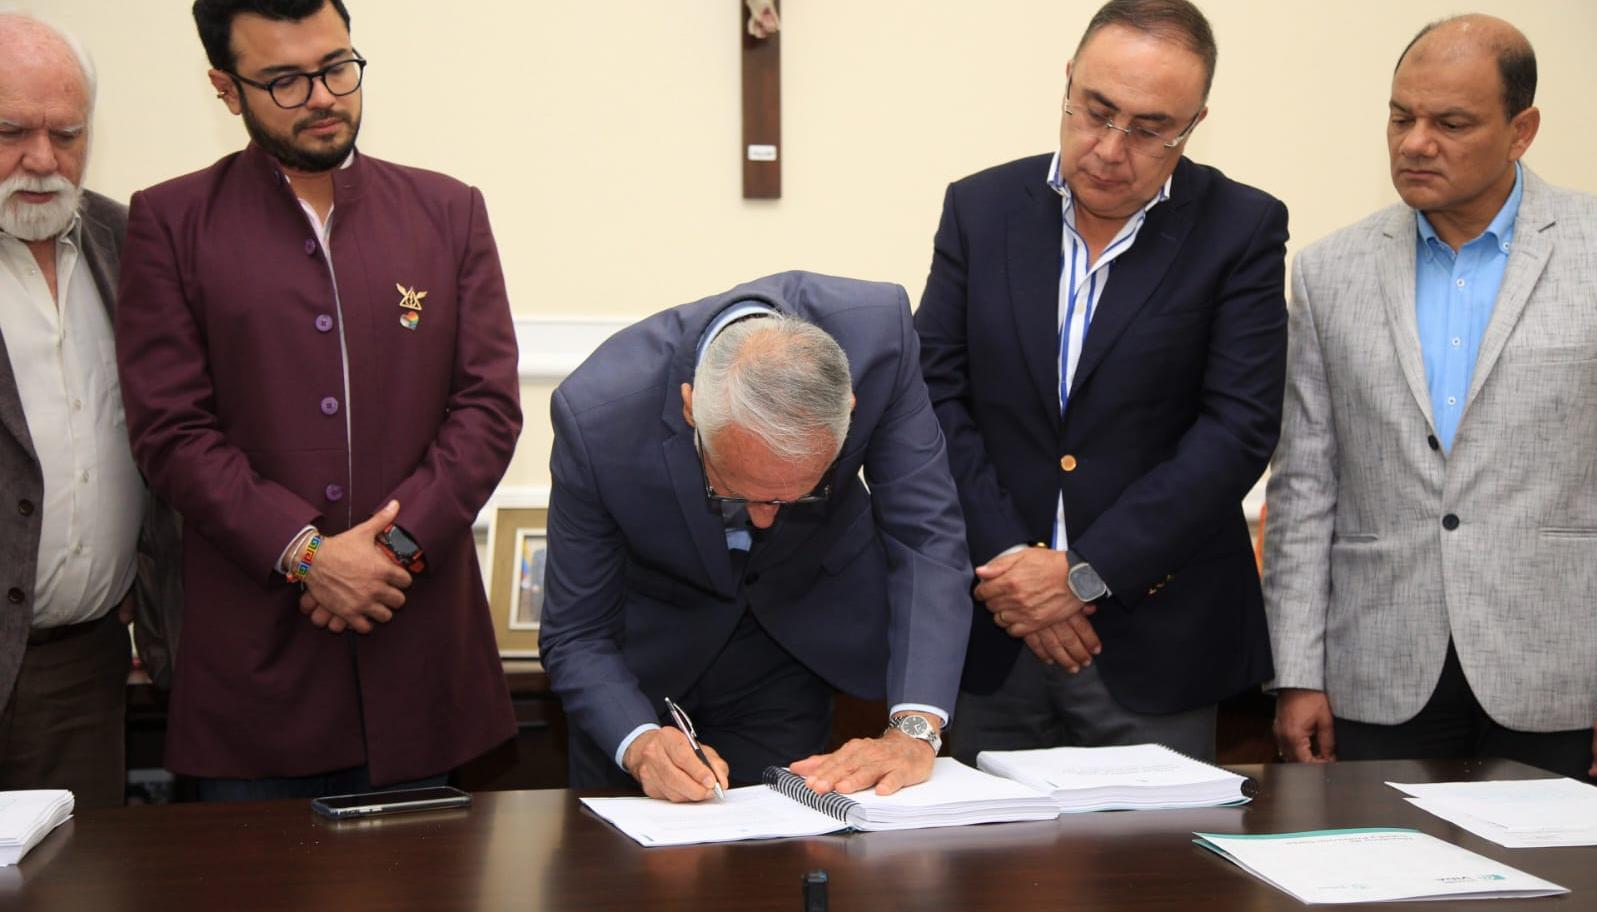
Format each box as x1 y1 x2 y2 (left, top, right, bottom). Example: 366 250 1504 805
1442 514 1460 530
1450 338 1461 348
73 543 83 555
314 314 334 333
1446 396 1457 406
72 398 83 410
304 238 318 255
1455 278 1466 288
1059 455 1078 472
325 484 344 502
80 470 89 483
320 396 339 416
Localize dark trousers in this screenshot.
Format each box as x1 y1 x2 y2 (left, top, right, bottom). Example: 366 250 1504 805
194 768 449 802
1335 641 1595 782
0 610 131 809
948 646 1218 768
567 609 834 789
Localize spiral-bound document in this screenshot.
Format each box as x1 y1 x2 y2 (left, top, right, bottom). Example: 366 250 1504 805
976 743 1253 812
581 757 1059 847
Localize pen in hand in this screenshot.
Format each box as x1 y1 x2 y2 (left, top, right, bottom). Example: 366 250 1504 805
664 697 727 800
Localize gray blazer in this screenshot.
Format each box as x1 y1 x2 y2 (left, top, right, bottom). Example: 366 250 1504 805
0 190 183 702
1264 168 1597 732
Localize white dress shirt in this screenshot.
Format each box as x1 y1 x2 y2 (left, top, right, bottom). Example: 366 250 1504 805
0 216 141 628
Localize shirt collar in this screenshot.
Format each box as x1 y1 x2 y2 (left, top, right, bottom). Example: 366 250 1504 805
696 300 779 366
1044 150 1172 217
1416 161 1523 252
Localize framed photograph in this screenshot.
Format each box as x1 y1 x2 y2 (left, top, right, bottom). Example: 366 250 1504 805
486 506 547 657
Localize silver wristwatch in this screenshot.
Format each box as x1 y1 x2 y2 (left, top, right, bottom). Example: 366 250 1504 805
886 713 942 755
1064 549 1110 602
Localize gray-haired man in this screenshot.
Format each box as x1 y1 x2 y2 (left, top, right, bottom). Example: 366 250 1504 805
541 271 971 802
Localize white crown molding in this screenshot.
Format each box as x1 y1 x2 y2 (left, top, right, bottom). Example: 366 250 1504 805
516 315 634 382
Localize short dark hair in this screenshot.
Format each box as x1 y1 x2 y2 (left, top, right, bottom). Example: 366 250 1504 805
192 0 351 72
1395 18 1537 119
1075 0 1218 99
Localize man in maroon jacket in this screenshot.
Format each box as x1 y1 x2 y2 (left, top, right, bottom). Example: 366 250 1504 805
115 0 519 799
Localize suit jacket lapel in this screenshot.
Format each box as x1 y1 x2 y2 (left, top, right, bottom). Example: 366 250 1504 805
1069 164 1198 393
1464 170 1554 415
0 332 33 459
1373 207 1436 429
1007 179 1066 415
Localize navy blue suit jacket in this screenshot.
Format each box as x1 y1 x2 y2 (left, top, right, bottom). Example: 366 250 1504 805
541 271 971 759
915 155 1285 713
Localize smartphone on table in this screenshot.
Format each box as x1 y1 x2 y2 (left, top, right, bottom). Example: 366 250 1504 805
310 786 472 819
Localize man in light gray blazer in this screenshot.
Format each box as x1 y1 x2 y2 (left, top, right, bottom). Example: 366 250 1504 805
1265 14 1597 781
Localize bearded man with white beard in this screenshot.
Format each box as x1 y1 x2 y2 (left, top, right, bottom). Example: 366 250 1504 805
0 13 180 808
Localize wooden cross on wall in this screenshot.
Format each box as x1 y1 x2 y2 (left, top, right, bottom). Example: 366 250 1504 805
741 0 781 199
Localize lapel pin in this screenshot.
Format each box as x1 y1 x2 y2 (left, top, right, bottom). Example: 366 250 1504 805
396 283 427 330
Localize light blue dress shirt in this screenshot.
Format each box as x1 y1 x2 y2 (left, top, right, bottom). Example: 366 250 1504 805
1414 163 1523 453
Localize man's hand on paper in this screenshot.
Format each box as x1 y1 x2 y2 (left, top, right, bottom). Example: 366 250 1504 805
1022 616 1102 672
624 728 730 803
789 728 936 797
1274 688 1337 762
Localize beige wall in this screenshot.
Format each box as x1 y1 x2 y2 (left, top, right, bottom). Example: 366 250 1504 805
25 0 1597 493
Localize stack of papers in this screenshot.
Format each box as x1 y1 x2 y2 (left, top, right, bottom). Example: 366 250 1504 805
581 757 1058 847
1194 828 1567 903
976 743 1252 812
1389 777 1597 848
0 791 73 865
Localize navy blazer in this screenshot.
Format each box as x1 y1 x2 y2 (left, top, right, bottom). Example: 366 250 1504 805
915 155 1285 713
541 271 972 759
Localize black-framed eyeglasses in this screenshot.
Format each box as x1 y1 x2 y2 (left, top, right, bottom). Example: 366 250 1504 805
230 57 367 110
1062 77 1202 159
695 430 833 508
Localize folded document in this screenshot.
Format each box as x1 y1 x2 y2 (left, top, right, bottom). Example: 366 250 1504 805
581 757 1059 847
0 790 73 866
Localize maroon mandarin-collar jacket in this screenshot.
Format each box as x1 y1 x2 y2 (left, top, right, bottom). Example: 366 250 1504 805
115 143 519 784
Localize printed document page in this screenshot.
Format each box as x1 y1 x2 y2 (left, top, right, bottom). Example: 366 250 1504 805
1193 828 1568 903
581 786 840 847
1388 778 1597 848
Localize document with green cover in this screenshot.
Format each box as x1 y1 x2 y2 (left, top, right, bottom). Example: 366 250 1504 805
580 757 1059 847
1193 828 1568 903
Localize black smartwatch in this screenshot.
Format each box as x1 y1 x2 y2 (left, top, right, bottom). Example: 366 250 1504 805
376 523 426 573
1064 549 1108 602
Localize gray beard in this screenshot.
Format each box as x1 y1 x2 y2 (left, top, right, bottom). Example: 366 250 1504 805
0 173 81 241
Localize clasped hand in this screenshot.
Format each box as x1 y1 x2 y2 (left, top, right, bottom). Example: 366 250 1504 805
299 500 411 634
974 547 1101 672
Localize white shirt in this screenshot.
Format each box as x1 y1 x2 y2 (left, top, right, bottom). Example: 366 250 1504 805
0 216 142 628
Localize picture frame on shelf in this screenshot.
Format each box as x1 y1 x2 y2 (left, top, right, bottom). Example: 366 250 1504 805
486 506 546 657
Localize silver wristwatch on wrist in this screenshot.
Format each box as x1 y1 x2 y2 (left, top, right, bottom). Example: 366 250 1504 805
1064 548 1110 602
886 713 942 755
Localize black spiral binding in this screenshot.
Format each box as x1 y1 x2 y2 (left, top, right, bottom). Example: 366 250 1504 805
762 767 861 826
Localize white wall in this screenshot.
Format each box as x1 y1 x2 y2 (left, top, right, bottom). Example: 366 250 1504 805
25 0 1597 493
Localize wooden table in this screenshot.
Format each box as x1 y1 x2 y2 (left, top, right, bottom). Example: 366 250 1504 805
6 759 1588 911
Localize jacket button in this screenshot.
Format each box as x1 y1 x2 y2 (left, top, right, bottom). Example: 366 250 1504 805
1427 434 1440 451
6 588 23 605
1442 514 1460 530
1059 455 1078 472
16 500 33 517
325 484 345 503
304 238 317 255
314 314 334 333
320 396 339 416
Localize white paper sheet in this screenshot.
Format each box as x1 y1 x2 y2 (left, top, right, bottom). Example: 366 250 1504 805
581 786 842 847
1193 828 1567 903
1388 778 1597 848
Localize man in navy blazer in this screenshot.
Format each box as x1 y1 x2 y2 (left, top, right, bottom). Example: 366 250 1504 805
541 271 970 801
915 0 1286 762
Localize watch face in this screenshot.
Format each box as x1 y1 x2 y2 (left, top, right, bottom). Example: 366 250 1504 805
384 525 421 559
